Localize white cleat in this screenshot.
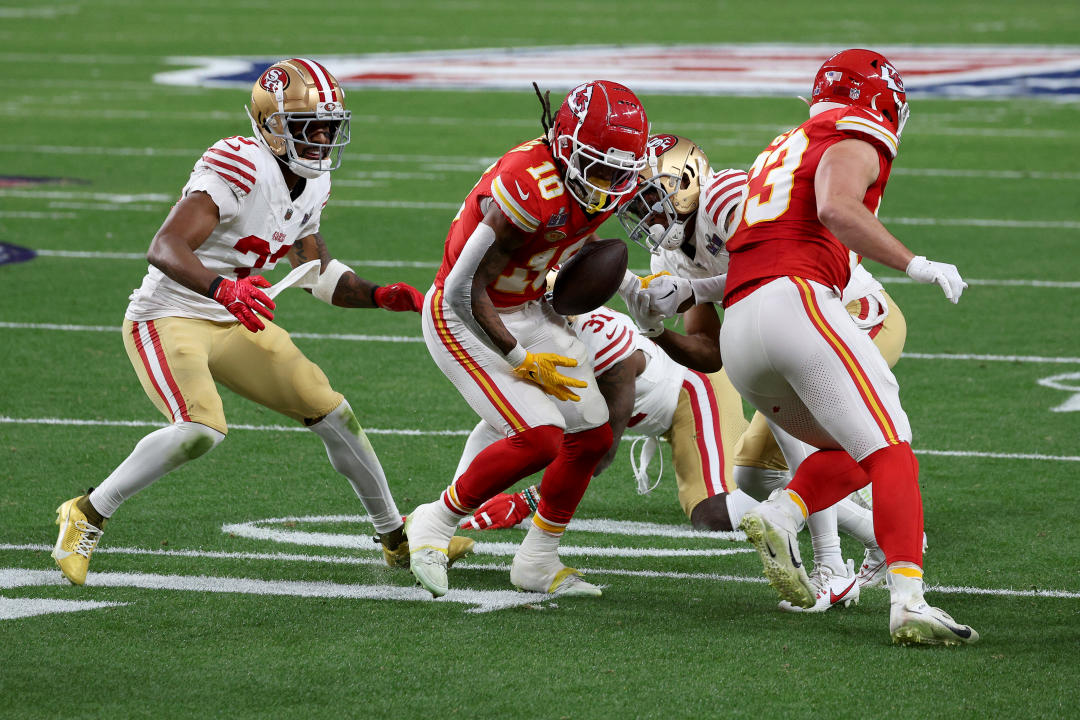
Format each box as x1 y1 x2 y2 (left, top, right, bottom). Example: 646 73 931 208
404 501 457 598
510 553 602 598
857 547 887 589
779 559 860 613
739 501 814 609
890 600 979 646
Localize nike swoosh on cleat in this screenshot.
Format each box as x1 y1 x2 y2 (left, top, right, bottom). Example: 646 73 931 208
941 621 972 639
763 536 777 559
830 578 857 603
787 537 802 568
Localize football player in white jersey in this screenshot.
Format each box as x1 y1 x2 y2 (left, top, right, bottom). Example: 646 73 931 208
617 135 902 612
459 304 758 533
51 58 471 585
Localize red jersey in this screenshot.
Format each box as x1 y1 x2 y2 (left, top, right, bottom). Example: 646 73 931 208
434 138 616 307
723 106 898 306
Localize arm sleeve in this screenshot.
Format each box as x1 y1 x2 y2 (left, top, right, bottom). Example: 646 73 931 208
443 221 510 358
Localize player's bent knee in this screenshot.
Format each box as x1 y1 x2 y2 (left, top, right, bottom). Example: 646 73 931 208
690 494 734 531
734 465 790 501
175 421 225 460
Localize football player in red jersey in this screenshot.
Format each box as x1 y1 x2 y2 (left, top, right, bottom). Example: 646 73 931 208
710 50 977 644
48 59 466 586
406 81 649 598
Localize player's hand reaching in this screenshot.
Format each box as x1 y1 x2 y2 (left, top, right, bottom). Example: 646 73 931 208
210 275 275 332
460 486 539 530
513 352 587 402
373 282 424 312
640 273 694 318
905 256 968 304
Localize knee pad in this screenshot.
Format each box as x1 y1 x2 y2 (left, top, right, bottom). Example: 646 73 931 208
733 464 790 502
174 421 225 460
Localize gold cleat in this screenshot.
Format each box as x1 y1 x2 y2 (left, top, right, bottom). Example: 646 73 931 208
377 534 475 569
52 495 106 585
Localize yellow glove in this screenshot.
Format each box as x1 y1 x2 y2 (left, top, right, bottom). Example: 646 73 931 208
513 352 588 402
639 271 670 289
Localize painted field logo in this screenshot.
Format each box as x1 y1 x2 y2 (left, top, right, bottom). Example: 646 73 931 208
156 45 1080 99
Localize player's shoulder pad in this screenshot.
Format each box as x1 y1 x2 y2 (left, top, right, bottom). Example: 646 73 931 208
488 143 556 233
833 107 899 159
196 136 263 197
699 168 748 239
572 308 638 374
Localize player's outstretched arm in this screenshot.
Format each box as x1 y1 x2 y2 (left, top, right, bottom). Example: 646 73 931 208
288 233 423 311
816 140 968 303
593 350 645 476
651 302 724 373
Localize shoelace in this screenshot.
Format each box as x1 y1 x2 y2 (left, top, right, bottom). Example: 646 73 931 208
72 520 102 558
630 435 663 495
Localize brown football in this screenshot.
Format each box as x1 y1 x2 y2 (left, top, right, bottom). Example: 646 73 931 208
550 238 629 315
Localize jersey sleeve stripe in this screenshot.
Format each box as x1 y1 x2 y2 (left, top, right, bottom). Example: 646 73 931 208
594 333 636 373
200 156 253 193
704 183 744 222
836 117 899 157
206 146 256 171
491 176 540 232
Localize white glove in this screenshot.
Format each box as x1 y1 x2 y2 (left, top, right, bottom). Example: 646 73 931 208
640 274 693 319
905 256 968 304
621 277 667 337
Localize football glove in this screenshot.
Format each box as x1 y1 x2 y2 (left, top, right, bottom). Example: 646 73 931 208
460 485 539 530
373 282 424 312
640 273 694 318
210 275 275 332
513 352 587 402
905 256 968 304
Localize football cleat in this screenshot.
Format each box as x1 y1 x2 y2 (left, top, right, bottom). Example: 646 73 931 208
890 600 980 646
857 547 887 588
52 494 106 586
779 559 861 613
377 534 475 569
510 553 602 597
739 502 815 609
404 501 459 598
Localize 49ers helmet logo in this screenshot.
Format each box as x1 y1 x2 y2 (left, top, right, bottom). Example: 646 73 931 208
646 134 679 156
259 67 290 92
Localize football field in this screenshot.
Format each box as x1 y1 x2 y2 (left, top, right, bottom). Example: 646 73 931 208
1 2 1079 718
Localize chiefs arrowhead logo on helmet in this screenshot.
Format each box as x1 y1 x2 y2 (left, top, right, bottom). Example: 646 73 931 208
567 83 594 121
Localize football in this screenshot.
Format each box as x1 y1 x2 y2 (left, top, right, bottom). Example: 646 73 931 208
550 238 629 315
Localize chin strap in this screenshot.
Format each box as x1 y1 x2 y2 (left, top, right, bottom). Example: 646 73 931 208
630 435 662 495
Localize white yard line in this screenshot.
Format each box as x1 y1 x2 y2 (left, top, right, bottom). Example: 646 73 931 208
1 416 1077 461
3 544 1076 600
3 323 1078 364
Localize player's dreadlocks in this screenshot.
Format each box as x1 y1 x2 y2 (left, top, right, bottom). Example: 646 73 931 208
533 82 553 146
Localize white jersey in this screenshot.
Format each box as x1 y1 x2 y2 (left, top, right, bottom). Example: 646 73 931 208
651 168 747 280
571 308 686 437
126 135 331 322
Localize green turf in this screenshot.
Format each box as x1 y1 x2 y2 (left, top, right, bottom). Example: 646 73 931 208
2 2 1079 719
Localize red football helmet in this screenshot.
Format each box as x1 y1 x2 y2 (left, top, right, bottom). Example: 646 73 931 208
810 49 910 136
549 80 649 213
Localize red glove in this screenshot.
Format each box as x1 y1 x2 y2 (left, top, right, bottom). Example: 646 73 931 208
210 275 275 332
373 282 424 313
460 486 539 530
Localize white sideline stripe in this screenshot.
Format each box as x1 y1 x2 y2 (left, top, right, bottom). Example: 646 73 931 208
1 416 1077 462
891 168 1080 181
0 211 77 219
878 276 1080 289
882 216 1080 230
0 568 549 614
4 546 1076 600
4 323 1079 364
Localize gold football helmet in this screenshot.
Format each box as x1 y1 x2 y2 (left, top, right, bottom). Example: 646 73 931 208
246 58 351 179
618 134 709 253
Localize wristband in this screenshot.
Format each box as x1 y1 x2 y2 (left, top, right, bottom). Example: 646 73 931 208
206 276 225 299
505 344 527 367
521 485 540 511
369 284 381 306
312 259 352 304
